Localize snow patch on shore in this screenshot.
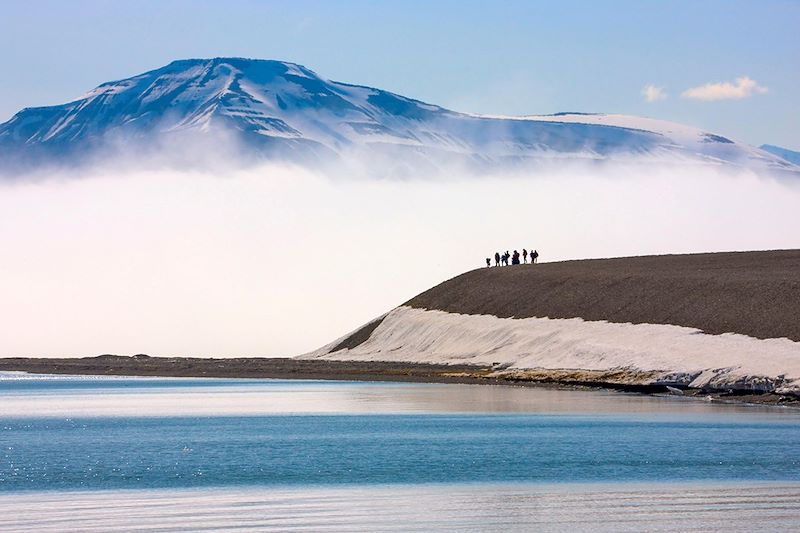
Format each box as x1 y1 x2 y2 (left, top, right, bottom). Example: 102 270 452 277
304 306 800 393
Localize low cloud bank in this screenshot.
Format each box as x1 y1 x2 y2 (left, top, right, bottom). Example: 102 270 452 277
0 160 798 357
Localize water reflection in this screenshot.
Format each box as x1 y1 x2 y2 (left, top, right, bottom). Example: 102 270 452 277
0 373 796 420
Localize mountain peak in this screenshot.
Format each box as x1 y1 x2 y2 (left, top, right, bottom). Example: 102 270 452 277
157 57 319 77
0 58 797 176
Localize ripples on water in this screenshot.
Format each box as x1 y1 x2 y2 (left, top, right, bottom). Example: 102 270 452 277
1 373 799 531
2 484 799 533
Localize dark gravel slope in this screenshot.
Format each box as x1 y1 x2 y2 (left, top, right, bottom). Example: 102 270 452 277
405 250 800 341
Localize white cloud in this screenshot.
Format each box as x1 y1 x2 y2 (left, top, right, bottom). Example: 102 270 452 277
682 76 768 101
642 84 667 103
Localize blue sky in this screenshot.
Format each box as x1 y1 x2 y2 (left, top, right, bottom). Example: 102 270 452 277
1 0 797 148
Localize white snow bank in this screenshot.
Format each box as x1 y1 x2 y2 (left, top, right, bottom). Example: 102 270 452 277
304 306 800 393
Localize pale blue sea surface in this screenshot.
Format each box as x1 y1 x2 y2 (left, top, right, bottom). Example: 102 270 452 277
1 373 799 531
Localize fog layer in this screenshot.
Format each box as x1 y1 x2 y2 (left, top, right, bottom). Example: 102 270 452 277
1 163 798 357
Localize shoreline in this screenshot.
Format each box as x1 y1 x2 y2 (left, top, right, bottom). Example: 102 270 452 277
1 355 798 409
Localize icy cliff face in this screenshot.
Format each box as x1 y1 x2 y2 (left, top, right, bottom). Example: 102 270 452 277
305 306 800 395
0 57 796 174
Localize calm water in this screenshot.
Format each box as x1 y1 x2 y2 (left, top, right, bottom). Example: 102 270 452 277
1 372 799 531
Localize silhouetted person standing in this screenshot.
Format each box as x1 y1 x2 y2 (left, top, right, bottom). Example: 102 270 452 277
522 249 528 264
532 249 539 264
512 250 520 265
486 257 491 267
494 252 500 266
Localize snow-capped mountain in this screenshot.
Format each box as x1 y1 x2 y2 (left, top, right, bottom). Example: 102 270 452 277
0 57 796 175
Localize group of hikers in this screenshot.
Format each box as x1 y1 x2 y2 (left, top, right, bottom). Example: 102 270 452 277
487 249 539 267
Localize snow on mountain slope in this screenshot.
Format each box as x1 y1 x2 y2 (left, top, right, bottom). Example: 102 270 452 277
0 57 796 175
761 144 800 166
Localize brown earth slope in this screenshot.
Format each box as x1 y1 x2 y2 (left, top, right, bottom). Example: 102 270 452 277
405 250 800 341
